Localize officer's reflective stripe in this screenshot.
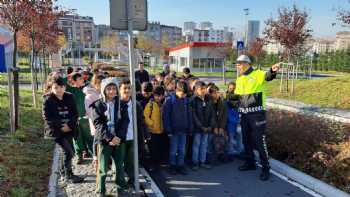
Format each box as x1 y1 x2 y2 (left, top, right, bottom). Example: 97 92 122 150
262 135 269 159
238 106 264 114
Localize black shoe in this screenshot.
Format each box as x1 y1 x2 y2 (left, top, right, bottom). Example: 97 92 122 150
227 155 235 162
118 188 130 196
169 165 177 175
64 174 84 184
76 155 83 165
200 163 212 169
260 169 270 181
126 179 134 189
238 163 256 171
191 163 199 171
177 166 188 175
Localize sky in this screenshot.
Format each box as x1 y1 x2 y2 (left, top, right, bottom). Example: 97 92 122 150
55 0 350 38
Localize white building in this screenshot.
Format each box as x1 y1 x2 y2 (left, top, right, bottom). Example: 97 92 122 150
312 39 335 54
335 31 350 51
160 25 183 47
168 42 229 72
209 29 224 42
264 40 283 54
183 21 197 36
223 27 234 43
199 21 213 30
192 29 209 42
247 20 260 46
185 28 233 43
58 15 96 49
144 22 183 47
144 21 161 42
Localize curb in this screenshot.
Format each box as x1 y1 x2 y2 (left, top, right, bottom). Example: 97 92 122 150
269 158 350 197
139 168 164 197
267 99 350 124
47 144 60 197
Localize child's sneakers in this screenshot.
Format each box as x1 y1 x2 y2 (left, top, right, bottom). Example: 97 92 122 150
169 165 177 175
200 163 212 169
191 163 199 171
177 166 188 175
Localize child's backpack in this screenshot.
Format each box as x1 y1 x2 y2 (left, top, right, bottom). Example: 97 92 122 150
213 133 227 154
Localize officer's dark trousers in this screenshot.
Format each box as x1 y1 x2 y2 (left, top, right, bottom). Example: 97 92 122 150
240 112 270 170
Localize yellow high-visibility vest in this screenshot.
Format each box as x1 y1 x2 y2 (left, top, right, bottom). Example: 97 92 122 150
234 68 268 114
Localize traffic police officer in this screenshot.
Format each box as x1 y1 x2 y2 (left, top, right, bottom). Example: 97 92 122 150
234 55 280 181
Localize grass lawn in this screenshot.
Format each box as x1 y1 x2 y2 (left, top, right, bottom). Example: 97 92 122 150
215 74 350 110
0 87 54 197
265 75 350 110
0 72 44 85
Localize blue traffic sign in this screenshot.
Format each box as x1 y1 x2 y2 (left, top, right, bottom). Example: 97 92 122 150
0 44 6 73
237 41 244 50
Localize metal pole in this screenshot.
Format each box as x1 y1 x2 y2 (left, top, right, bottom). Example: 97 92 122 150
244 8 249 50
72 13 76 65
126 0 140 194
7 66 15 133
222 58 226 84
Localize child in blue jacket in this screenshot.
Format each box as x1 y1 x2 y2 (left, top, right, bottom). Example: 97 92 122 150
226 82 244 160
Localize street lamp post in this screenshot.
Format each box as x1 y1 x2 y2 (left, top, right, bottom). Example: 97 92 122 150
126 0 140 194
243 8 249 51
69 9 77 65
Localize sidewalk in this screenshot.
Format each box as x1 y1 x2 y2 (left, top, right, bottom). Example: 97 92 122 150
149 160 315 197
56 157 138 197
267 97 350 124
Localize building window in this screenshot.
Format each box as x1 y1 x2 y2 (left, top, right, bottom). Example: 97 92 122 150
180 57 187 67
200 58 209 68
193 59 199 68
215 58 223 68
170 56 175 64
208 58 214 68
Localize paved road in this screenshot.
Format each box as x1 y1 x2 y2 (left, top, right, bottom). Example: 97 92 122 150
149 160 314 197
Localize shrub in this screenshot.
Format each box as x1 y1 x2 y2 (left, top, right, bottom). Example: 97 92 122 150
267 109 350 193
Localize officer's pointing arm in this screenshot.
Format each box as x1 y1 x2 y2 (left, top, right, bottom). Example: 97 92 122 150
265 62 281 81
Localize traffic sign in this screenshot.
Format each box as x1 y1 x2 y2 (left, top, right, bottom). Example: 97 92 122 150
237 41 244 50
110 0 148 31
0 45 6 73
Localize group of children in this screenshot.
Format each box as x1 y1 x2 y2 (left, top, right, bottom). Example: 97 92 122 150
42 65 245 196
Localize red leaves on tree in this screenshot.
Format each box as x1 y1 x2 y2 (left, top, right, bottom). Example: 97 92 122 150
0 0 31 33
263 4 312 58
248 38 266 59
21 0 66 54
337 1 350 25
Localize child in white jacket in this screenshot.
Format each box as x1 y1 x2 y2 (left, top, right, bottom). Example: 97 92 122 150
83 73 105 170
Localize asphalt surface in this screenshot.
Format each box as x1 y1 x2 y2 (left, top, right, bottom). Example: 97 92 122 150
149 160 314 197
